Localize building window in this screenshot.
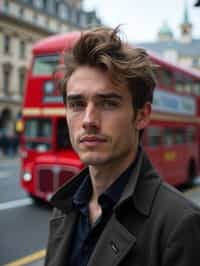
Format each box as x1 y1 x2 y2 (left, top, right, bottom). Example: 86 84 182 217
45 17 50 27
35 0 43 9
19 7 24 16
43 0 47 9
80 12 87 27
76 11 81 25
193 57 199 67
55 2 59 15
19 69 26 95
59 4 69 20
4 34 11 54
3 68 10 96
4 0 9 11
71 9 77 24
33 12 38 23
19 40 26 59
48 0 54 14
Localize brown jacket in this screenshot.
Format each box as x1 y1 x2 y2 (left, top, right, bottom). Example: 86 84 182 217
45 149 200 266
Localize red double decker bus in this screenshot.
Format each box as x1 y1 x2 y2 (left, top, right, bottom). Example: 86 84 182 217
20 32 200 202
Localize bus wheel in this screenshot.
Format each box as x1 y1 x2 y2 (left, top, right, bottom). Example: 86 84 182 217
188 159 196 186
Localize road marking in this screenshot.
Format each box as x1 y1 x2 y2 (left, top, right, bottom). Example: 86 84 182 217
0 198 33 211
5 249 46 266
0 170 14 179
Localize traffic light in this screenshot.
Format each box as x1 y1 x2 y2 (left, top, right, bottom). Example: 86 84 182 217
194 0 200 6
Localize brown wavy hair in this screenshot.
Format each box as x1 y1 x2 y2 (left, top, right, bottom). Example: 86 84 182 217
57 26 157 112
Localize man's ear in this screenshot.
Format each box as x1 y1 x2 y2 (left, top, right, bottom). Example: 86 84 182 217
135 102 152 130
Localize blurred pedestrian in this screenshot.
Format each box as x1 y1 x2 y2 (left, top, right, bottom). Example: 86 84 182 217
45 26 200 266
14 112 24 154
0 121 11 156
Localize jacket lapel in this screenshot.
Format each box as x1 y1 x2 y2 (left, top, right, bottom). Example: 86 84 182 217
118 149 161 216
45 210 78 266
88 214 136 266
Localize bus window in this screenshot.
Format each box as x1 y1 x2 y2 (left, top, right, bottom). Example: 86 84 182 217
163 128 173 146
57 118 71 149
186 127 196 143
175 129 185 144
32 55 59 75
175 71 194 95
24 118 52 151
158 69 173 89
175 71 184 93
147 126 161 147
184 83 192 93
25 118 52 138
176 83 184 93
193 83 200 95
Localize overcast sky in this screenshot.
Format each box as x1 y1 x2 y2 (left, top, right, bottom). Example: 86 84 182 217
83 0 200 43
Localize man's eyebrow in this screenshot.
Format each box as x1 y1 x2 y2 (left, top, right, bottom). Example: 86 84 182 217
95 93 123 100
66 93 123 101
66 94 83 101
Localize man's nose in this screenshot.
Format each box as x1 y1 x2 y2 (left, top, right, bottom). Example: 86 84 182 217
82 103 100 130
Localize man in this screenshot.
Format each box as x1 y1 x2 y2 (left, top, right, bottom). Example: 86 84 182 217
45 27 200 266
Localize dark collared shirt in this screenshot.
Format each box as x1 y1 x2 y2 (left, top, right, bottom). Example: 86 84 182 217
69 150 140 266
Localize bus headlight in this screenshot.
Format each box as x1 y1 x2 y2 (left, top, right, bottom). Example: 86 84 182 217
23 171 32 182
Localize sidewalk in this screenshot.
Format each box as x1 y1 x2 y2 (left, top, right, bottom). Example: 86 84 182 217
0 151 20 164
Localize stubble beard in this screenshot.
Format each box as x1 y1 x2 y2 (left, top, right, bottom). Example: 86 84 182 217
76 144 135 169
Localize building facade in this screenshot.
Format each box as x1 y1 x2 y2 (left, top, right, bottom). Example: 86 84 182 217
138 3 200 72
0 0 101 137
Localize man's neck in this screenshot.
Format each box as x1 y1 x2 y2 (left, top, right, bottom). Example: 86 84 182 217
88 151 137 204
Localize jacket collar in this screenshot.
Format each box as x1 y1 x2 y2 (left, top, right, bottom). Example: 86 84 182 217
50 147 161 216
50 167 89 213
117 149 161 216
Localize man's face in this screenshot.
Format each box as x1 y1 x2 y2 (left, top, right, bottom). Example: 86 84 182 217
65 66 141 167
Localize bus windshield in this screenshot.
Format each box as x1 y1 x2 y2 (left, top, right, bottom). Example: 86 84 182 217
32 55 60 75
24 118 52 151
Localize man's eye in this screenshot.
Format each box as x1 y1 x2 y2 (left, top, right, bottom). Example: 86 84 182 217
68 101 85 110
102 100 119 109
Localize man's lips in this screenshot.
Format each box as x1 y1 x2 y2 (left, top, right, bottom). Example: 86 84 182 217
79 135 107 143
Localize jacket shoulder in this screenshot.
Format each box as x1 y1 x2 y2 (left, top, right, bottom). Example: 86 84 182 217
152 181 200 238
158 182 200 213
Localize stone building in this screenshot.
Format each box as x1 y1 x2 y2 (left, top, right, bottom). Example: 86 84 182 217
138 3 200 72
0 0 101 136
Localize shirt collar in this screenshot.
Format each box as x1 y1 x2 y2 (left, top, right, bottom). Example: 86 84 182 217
73 175 91 214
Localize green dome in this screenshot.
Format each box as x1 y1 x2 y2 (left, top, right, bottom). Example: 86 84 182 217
158 21 173 36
